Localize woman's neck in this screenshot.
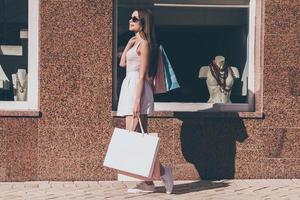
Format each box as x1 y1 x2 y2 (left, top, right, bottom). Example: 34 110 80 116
135 32 142 40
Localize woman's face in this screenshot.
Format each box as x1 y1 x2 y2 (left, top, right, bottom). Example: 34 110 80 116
129 11 142 32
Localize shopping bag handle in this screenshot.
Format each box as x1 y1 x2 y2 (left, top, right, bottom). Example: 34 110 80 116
129 116 146 134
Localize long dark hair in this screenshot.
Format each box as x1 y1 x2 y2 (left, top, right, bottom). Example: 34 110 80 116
136 9 158 78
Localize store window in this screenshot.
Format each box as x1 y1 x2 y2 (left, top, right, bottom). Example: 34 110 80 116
113 0 257 112
0 0 39 111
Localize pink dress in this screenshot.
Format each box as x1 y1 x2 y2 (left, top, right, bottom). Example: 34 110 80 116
116 42 154 116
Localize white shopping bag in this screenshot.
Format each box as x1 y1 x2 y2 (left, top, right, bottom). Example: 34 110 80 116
103 118 160 178
117 133 161 181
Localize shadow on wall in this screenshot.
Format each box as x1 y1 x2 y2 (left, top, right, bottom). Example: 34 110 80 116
176 112 248 180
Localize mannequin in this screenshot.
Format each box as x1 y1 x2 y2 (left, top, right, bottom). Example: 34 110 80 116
199 56 239 103
0 64 10 90
12 69 28 101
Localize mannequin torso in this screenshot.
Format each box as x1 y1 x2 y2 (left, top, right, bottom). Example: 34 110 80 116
199 56 239 103
12 69 27 101
0 64 9 90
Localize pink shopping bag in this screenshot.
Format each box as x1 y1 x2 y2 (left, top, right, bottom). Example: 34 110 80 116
153 47 167 94
118 156 161 181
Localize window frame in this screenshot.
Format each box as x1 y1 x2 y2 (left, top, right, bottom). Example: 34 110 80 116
0 0 39 113
112 0 263 116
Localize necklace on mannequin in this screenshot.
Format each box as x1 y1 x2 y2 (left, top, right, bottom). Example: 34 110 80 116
16 73 26 93
209 61 233 94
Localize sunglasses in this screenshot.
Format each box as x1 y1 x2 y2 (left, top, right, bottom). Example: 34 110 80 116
129 16 140 23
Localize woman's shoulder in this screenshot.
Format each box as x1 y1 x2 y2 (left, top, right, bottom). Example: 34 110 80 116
138 39 150 48
128 36 137 42
140 38 148 44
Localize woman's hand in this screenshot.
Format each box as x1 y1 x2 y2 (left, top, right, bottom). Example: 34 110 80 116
133 100 141 118
120 37 137 67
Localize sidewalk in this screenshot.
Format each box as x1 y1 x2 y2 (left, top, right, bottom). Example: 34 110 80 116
0 180 299 200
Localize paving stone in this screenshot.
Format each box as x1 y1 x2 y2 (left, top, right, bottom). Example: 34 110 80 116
291 179 300 185
0 180 299 199
49 181 65 188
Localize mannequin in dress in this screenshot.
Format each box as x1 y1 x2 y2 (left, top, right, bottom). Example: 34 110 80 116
199 56 239 103
12 69 27 101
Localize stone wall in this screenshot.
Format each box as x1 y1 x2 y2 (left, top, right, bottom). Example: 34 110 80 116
0 0 299 181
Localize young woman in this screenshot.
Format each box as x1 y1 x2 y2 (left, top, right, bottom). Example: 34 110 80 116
116 9 174 194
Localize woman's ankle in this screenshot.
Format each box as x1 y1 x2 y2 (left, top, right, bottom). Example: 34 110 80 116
160 165 165 176
145 181 154 185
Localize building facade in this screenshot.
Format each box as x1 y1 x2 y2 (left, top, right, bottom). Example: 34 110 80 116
0 0 299 181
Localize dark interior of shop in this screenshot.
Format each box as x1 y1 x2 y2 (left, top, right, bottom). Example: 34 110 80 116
116 1 249 104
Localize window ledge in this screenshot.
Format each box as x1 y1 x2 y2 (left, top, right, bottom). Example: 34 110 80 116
112 103 264 119
0 110 41 117
111 110 264 119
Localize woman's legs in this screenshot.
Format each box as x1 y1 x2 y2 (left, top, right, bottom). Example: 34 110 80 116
125 114 147 132
125 115 164 185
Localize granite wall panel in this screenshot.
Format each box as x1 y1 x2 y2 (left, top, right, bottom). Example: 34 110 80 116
264 0 298 34
0 127 7 180
148 118 175 166
0 0 299 181
289 67 300 96
0 119 38 181
40 0 83 34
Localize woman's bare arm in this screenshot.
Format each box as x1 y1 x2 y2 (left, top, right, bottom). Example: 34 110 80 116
119 47 128 67
133 40 150 116
119 37 136 67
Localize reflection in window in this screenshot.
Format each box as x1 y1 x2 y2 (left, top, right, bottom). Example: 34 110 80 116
0 0 28 101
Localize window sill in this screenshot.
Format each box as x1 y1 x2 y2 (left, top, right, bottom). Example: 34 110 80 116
111 110 263 119
0 110 41 117
112 102 263 119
